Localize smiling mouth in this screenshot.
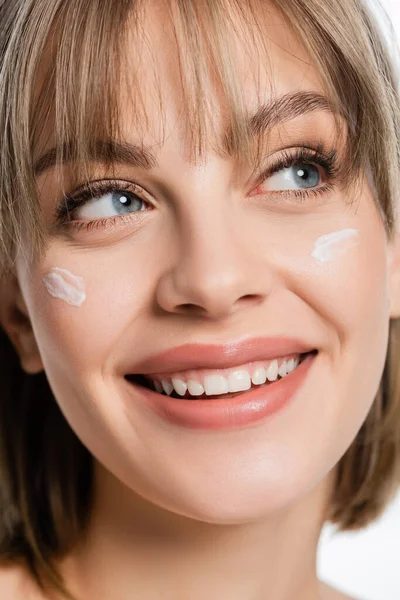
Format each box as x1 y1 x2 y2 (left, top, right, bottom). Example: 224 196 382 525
125 350 317 400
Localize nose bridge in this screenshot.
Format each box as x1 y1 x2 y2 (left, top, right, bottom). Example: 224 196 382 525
155 180 271 318
180 206 242 280
189 202 249 269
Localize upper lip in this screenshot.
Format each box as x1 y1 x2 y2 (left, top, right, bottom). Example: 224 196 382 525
129 336 317 376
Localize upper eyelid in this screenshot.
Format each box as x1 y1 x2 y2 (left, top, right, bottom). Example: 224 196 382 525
64 147 337 201
264 158 319 180
74 179 147 196
62 179 154 209
249 148 338 188
266 147 336 170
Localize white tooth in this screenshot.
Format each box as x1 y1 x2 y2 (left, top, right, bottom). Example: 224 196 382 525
285 358 297 374
251 367 267 385
278 360 289 378
228 370 251 392
154 380 163 393
187 379 205 396
161 380 174 396
266 359 279 382
172 378 187 396
204 374 229 396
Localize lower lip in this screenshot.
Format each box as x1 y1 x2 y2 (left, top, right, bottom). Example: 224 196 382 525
124 352 317 431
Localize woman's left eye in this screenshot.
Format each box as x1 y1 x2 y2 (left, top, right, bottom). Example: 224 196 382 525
260 163 321 192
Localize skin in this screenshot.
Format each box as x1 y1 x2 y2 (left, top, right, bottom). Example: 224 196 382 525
2 1 400 599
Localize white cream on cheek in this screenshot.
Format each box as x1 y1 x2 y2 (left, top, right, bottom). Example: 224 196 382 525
42 267 86 306
311 229 360 262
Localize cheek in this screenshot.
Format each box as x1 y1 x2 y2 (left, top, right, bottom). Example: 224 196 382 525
20 242 155 381
309 228 389 355
304 224 389 446
271 219 390 354
261 216 390 443
312 230 388 345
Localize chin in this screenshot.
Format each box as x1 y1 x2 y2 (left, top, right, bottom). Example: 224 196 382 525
141 476 316 526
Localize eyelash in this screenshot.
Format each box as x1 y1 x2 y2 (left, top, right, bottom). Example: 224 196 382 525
54 146 339 233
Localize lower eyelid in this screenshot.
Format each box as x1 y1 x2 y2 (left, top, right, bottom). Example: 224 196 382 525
63 211 149 233
250 182 333 204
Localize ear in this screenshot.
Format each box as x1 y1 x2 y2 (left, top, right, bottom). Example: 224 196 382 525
388 229 400 319
0 272 44 374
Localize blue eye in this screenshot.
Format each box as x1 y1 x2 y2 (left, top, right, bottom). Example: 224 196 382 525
111 191 145 213
73 190 146 220
263 163 321 191
291 164 320 188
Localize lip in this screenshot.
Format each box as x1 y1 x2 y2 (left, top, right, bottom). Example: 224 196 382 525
128 336 317 376
124 351 317 431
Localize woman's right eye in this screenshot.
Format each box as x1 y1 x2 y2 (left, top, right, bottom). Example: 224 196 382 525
55 180 154 229
72 189 148 220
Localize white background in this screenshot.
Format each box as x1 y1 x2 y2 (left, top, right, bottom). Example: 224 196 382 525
317 2 400 599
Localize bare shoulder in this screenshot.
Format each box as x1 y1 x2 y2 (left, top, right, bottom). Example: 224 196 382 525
0 561 45 600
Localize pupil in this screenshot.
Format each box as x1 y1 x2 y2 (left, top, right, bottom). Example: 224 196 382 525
112 192 142 213
293 164 319 188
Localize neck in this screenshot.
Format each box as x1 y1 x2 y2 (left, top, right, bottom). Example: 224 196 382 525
57 462 336 600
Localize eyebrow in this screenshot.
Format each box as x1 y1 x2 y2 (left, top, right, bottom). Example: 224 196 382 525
33 91 337 177
34 139 157 177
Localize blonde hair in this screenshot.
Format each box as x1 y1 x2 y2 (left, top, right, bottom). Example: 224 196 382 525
0 1 399 599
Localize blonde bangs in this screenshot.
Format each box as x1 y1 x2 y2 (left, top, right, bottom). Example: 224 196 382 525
43 0 277 178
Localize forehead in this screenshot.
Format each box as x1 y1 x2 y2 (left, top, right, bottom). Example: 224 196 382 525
117 1 326 137
34 0 333 181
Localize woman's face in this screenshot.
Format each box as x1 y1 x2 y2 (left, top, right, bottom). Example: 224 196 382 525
14 2 395 522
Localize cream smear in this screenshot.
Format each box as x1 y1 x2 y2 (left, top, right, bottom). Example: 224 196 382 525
42 267 86 306
311 229 360 263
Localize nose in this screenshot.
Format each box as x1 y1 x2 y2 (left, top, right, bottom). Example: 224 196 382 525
155 193 273 321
